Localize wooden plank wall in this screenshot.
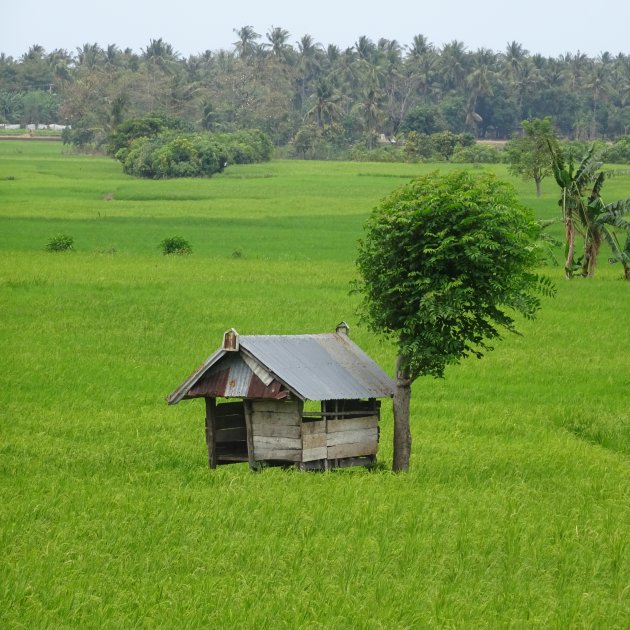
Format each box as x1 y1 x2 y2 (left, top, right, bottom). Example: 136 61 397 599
326 415 378 459
251 400 302 462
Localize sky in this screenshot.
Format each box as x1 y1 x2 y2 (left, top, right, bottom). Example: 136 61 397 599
2 0 630 60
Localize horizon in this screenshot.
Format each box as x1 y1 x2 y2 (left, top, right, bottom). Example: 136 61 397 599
2 0 629 61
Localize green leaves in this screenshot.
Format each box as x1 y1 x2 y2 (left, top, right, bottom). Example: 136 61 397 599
356 170 551 381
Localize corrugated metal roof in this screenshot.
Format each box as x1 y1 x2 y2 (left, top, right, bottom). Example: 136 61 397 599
240 334 394 400
167 331 395 404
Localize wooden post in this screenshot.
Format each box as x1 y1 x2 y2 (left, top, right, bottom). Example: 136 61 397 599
205 397 217 469
243 400 256 470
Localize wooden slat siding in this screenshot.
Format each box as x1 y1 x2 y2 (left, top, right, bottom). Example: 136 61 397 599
301 420 326 435
251 411 301 426
302 433 326 450
205 398 217 469
251 423 301 439
327 428 378 447
253 435 302 450
327 416 378 433
215 427 247 442
302 446 328 462
328 441 378 459
302 410 376 419
254 448 302 462
252 400 300 414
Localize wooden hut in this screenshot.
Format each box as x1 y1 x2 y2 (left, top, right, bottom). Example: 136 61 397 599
166 323 395 470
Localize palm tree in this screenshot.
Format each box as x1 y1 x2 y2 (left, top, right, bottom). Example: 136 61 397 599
265 26 292 63
295 35 322 113
305 76 342 128
466 48 496 132
586 63 612 138
439 40 468 91
232 26 261 60
354 36 377 63
76 43 105 69
407 34 433 59
361 84 383 149
502 41 528 84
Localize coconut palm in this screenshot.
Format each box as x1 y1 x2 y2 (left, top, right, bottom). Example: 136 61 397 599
439 40 468 91
232 26 261 60
305 76 342 128
264 26 293 63
466 48 496 132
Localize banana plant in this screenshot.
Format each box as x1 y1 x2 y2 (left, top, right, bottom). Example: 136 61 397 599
548 142 630 279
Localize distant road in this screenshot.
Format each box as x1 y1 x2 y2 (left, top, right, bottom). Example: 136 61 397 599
0 134 62 141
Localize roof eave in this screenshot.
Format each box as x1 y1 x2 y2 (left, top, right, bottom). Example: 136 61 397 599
166 348 227 405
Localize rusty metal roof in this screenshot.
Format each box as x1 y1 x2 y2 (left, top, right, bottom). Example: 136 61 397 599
167 331 395 404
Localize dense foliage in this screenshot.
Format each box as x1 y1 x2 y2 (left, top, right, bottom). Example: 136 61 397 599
160 236 192 255
356 171 550 381
549 144 630 278
45 233 74 252
3 36 630 155
116 126 272 178
602 136 630 163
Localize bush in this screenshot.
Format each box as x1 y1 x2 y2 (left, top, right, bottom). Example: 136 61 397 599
119 129 271 179
451 144 502 163
46 234 74 252
160 236 192 255
602 136 630 164
106 113 193 158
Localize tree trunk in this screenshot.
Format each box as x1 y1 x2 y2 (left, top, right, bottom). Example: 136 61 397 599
392 356 412 472
564 208 576 279
535 176 541 198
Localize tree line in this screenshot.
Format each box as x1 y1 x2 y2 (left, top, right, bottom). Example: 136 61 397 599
2 32 630 154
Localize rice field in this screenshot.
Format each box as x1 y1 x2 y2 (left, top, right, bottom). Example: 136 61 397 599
0 141 628 628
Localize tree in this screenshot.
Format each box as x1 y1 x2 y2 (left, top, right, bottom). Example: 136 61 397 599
506 117 559 197
548 143 630 278
355 171 552 471
232 26 261 60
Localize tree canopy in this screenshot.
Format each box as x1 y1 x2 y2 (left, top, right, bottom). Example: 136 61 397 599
3 36 630 155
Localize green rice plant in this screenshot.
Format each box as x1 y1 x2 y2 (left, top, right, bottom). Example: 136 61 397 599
0 140 629 629
45 233 74 252
160 236 192 255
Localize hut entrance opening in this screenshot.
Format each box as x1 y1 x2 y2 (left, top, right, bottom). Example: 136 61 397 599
207 400 248 463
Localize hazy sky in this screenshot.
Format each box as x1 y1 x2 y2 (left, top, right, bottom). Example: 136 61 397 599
3 0 629 59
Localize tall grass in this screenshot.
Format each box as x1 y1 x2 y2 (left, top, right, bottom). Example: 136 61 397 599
1 141 628 627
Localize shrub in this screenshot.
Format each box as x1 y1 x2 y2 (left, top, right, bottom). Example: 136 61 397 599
451 144 502 163
106 113 193 158
46 234 74 252
119 129 270 179
160 236 192 255
602 136 630 164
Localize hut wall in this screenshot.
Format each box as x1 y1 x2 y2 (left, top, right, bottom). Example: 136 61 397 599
304 399 380 462
251 399 302 462
324 400 379 460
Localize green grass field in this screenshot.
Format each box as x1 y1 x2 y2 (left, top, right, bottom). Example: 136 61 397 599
1 141 628 628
